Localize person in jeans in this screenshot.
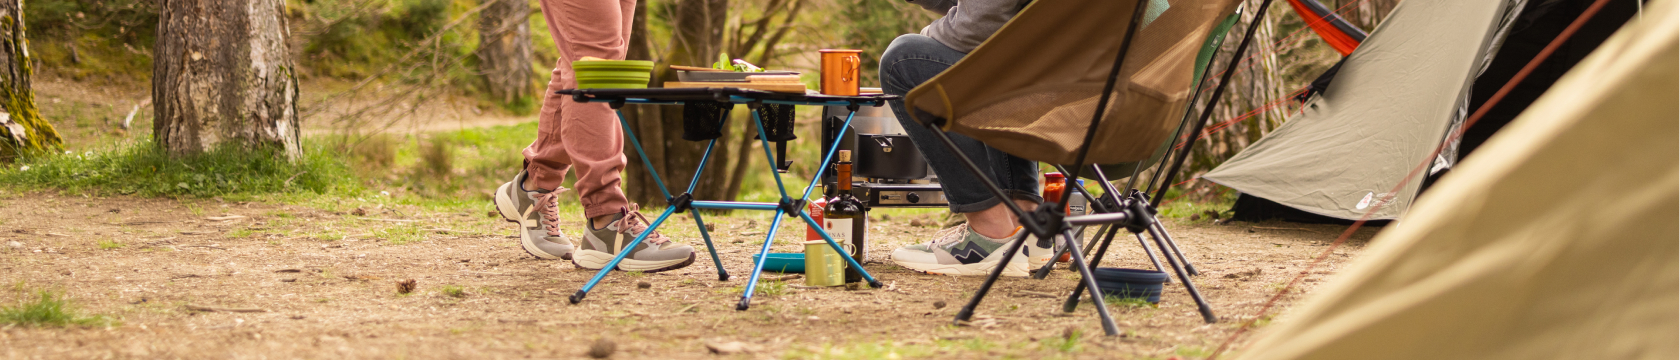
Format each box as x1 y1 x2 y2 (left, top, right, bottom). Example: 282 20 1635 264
492 0 695 273
882 0 1051 277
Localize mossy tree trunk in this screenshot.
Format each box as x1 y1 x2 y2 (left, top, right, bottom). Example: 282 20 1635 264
0 0 63 161
620 0 729 205
153 0 301 162
477 0 532 105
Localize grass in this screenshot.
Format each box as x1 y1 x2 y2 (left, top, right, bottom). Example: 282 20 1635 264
96 239 124 250
1104 295 1159 309
378 225 428 245
0 139 360 199
440 285 466 298
0 290 109 328
723 280 788 297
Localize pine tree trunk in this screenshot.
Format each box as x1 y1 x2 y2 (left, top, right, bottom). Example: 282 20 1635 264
153 0 301 162
477 0 532 105
0 0 62 160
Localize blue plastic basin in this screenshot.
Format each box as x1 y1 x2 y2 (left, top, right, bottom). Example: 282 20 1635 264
754 253 806 273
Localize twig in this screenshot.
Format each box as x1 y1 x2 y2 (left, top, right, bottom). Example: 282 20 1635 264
121 97 151 130
1017 290 1062 298
184 304 269 313
356 218 418 223
181 245 226 250
767 274 802 282
1250 226 1318 233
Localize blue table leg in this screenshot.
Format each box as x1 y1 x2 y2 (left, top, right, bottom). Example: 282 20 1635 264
691 211 728 281
737 209 787 311
682 114 730 282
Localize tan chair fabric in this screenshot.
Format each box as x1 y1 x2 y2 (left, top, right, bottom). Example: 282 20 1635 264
1234 1 1679 358
904 0 1242 165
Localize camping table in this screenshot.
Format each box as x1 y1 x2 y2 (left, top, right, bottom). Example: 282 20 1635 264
556 87 895 310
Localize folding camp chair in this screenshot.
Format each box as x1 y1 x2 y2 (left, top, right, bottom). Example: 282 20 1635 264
901 0 1274 334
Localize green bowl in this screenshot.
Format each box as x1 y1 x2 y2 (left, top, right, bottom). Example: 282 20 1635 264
573 60 653 89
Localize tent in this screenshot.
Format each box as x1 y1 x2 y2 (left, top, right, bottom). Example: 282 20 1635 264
1202 0 1639 222
1231 0 1678 357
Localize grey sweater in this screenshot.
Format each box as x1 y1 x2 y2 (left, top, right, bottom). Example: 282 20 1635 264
906 0 1032 53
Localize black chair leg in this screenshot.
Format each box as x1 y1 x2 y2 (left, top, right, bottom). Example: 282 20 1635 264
1153 221 1200 275
1144 221 1217 323
1059 228 1120 335
952 230 1030 324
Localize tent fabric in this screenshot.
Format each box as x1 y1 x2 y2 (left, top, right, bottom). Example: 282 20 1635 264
903 0 1243 165
1286 0 1367 55
1232 0 1680 358
1201 0 1521 220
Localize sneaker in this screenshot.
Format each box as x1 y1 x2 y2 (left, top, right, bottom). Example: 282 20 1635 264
573 206 696 272
890 224 1052 277
493 172 575 260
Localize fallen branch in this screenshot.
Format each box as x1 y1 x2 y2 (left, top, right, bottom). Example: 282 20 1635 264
1017 290 1062 298
357 218 419 223
121 98 151 130
1251 226 1318 233
184 304 268 313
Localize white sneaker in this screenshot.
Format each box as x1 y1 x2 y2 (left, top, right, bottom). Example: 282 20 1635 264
890 225 1050 277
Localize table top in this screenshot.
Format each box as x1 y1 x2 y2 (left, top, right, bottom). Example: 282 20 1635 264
558 88 900 108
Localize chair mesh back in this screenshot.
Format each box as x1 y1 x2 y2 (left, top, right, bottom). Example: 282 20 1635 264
905 0 1242 165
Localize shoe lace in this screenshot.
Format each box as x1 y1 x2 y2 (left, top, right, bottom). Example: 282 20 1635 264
927 223 970 247
532 187 569 237
615 204 670 246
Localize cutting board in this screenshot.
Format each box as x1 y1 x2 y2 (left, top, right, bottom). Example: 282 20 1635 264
664 81 808 93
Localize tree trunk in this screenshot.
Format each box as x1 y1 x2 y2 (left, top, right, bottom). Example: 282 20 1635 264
154 0 301 161
621 0 729 206
0 0 62 160
477 0 532 105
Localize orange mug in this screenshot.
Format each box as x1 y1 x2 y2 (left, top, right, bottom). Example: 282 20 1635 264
819 49 863 96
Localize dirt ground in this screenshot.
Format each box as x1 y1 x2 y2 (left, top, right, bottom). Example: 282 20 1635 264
0 190 1377 359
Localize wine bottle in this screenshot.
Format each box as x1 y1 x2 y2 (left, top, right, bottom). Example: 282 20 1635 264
824 150 867 284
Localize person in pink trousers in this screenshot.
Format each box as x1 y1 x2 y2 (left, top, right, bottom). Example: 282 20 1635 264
493 0 695 273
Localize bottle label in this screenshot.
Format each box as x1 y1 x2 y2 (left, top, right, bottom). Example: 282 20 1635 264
823 218 853 251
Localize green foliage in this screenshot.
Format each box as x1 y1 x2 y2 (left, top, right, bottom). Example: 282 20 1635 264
1041 329 1082 353
27 0 158 83
1104 295 1157 309
0 139 361 199
838 0 938 85
96 239 124 250
440 284 466 298
0 290 108 328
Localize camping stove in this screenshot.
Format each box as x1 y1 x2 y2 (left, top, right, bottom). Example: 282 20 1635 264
821 105 947 209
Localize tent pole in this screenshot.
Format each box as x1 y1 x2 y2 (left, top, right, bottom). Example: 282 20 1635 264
1152 0 1277 209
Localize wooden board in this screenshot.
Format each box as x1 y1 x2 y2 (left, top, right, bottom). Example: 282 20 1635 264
664 81 809 93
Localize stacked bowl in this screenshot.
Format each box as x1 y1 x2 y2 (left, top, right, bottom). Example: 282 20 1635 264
572 60 654 89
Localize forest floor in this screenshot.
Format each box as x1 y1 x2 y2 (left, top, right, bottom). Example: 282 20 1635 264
0 191 1375 359
1 77 1379 359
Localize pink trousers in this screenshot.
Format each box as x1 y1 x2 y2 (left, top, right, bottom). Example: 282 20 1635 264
523 0 636 219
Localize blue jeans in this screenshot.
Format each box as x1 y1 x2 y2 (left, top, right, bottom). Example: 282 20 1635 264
881 34 1042 213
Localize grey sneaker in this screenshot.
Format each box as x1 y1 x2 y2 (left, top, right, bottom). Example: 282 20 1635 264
889 224 1048 277
493 172 575 260
572 206 696 272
